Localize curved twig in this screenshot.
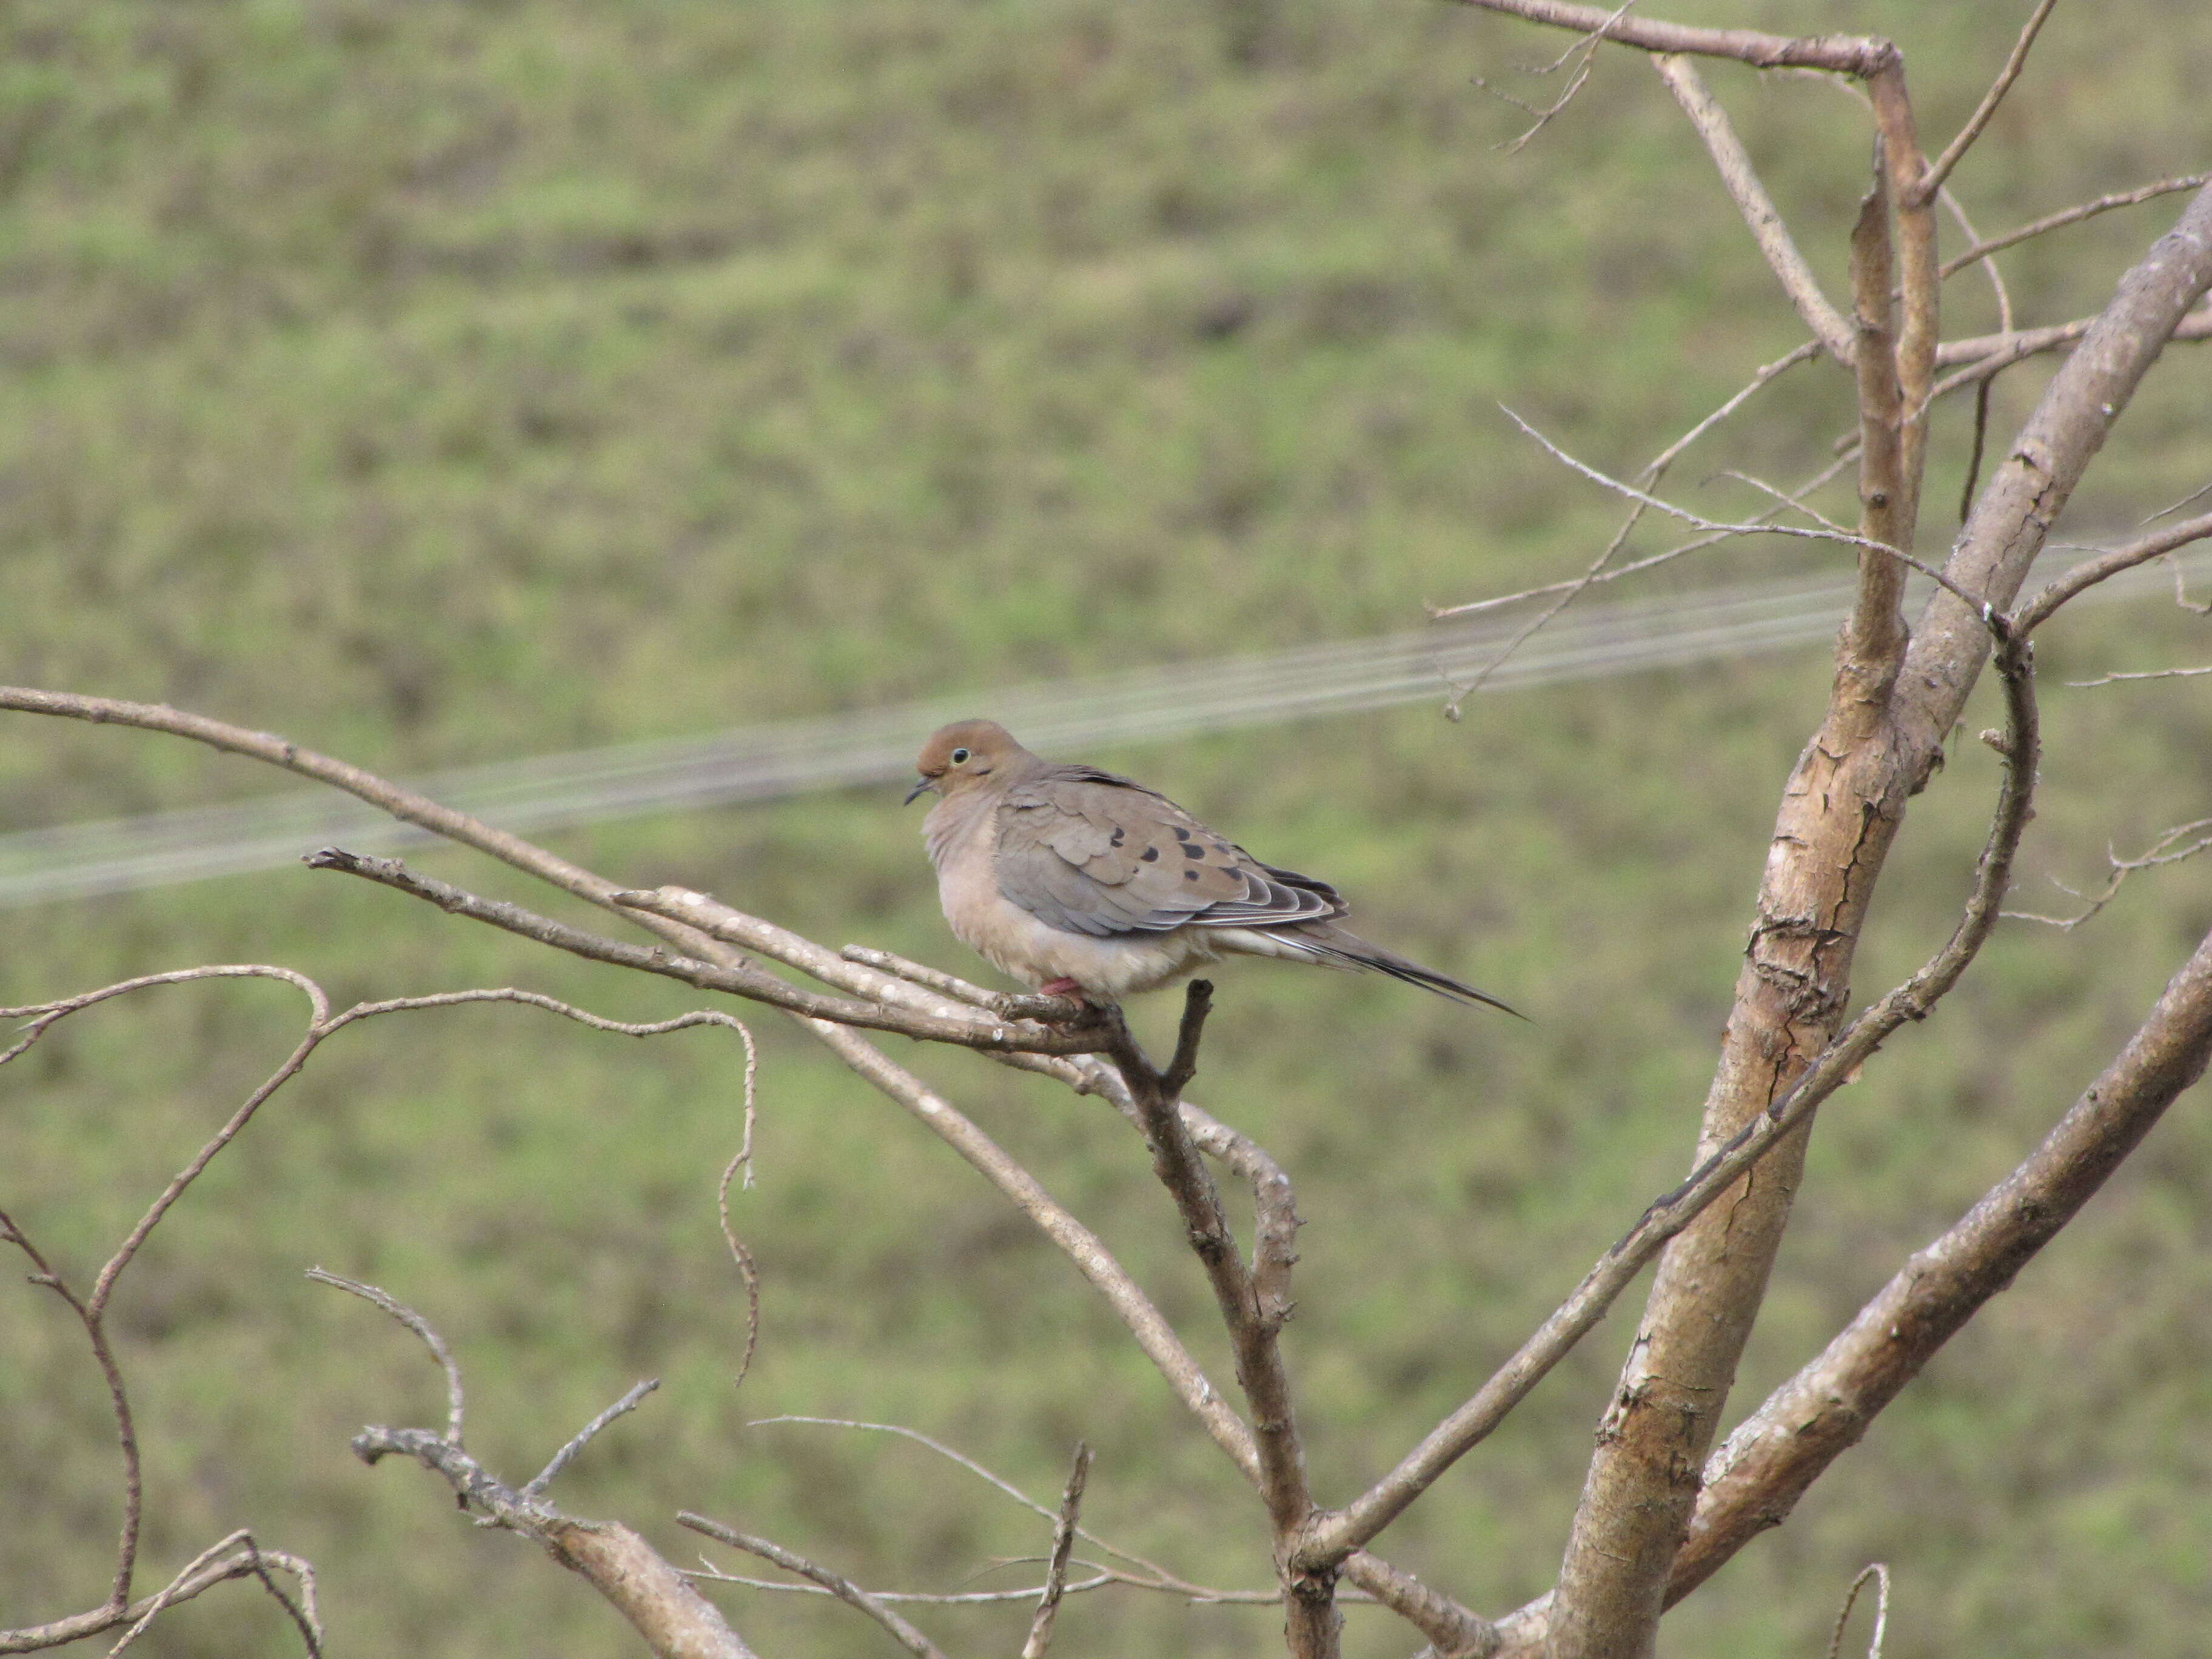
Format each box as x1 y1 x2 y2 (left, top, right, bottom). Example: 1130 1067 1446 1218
307 1272 468 1446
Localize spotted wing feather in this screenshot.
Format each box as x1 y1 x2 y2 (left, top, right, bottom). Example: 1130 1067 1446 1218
993 765 1341 939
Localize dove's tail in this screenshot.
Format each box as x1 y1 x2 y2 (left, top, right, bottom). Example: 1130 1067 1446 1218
1260 922 1524 1017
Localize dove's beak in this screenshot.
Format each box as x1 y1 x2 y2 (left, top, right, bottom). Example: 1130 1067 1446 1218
903 776 933 806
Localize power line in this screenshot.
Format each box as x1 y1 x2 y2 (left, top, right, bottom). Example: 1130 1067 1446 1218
2 551 2200 907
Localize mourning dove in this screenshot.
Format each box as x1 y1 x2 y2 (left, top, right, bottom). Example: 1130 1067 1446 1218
905 720 1517 1014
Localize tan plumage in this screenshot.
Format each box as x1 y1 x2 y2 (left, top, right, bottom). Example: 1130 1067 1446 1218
905 720 1517 1014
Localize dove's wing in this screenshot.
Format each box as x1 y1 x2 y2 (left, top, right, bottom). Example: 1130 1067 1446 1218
991 765 1341 939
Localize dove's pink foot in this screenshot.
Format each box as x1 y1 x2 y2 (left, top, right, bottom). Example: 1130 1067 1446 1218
1038 977 1084 999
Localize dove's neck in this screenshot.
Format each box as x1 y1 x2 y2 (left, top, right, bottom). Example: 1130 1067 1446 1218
923 784 997 873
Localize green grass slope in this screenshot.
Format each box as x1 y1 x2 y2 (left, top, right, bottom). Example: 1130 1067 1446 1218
3 2 2210 1654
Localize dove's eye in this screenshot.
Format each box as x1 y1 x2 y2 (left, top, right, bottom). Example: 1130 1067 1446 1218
950 747 971 765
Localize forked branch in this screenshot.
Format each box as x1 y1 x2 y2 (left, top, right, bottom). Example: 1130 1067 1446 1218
1296 612 2037 1574
331 1280 754 1659
1672 911 2212 1600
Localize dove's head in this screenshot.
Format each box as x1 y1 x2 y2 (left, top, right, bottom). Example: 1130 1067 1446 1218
906 720 1026 805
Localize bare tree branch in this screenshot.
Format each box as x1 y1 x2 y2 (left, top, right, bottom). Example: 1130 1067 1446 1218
1452 0 1897 75
0 964 773 1654
1099 992 1335 1656
1431 447 1856 627
2143 475 2212 526
2014 510 2212 631
1434 344 1821 705
1181 1103 1303 1335
1940 176 2211 281
743 1415 1230 1601
1467 196 2212 1654
1934 300 2212 370
336 1284 755 1659
304 849 1106 1055
2002 816 2212 930
0 1543 320 1656
104 1530 321 1658
678 1515 946 1659
1823 1566 1891 1659
1499 408 1988 610
307 1271 467 1446
1477 0 1643 153
2065 664 2212 688
1301 613 2034 1574
1938 187 2014 334
1652 54 1855 362
1340 1553 1500 1657
525 1380 662 1500
790 1017 1264 1483
1865 62 1939 539
1842 149 1911 698
1914 0 2060 204
717 1147 762 1394
1021 1443 1094 1659
1667 913 2212 1602
684 1563 1124 1604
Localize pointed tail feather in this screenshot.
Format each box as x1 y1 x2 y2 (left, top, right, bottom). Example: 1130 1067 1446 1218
1290 922 1524 1018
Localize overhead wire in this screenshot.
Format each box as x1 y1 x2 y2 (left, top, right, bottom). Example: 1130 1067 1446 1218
2 547 2203 907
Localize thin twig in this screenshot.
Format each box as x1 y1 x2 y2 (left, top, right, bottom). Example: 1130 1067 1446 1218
1 1220 141 1622
343 1299 755 1658
2002 818 2212 930
1940 176 2210 280
720 1165 762 1393
836 944 1000 1007
1931 181 2005 534
1484 0 1642 153
748 1416 1213 1590
679 1515 948 1659
1652 54 1854 361
1937 302 2212 369
524 1379 660 1499
1938 187 2013 335
1433 448 1858 625
307 1271 467 1446
0 965 322 1065
1960 377 1992 523
2067 664 2212 688
2014 511 2212 631
1439 341 1820 703
2143 476 2212 526
102 1532 321 1659
238 1544 323 1659
1915 0 2060 204
0 1541 323 1655
1021 1443 1094 1659
1 964 761 1655
1160 980 1214 1099
685 1564 1126 1603
1825 1565 1892 1659
1500 406 1996 617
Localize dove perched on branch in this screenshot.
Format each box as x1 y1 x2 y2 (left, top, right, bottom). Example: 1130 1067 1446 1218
905 720 1517 1014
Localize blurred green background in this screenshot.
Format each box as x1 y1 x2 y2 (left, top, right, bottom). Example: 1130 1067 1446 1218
3 1 2210 1654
